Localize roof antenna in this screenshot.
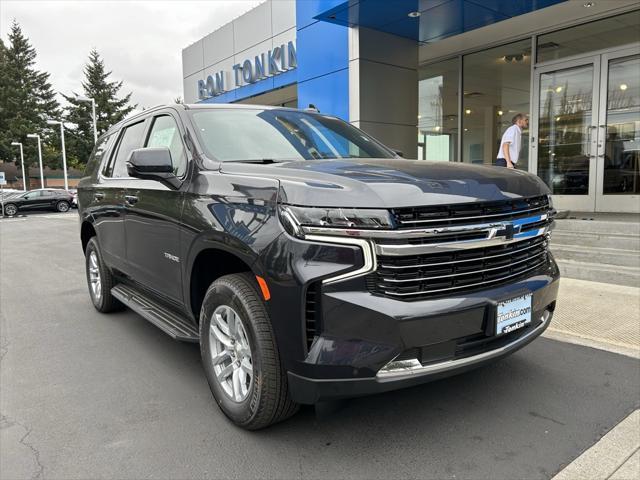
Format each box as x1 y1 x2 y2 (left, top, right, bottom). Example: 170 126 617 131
305 104 320 113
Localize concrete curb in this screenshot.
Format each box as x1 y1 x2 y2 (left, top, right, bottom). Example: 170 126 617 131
544 329 640 359
552 410 640 480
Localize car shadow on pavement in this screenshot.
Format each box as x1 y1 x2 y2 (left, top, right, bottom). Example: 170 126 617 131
109 311 640 479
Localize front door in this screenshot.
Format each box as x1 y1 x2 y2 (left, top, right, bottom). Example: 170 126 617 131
533 46 640 213
124 111 188 303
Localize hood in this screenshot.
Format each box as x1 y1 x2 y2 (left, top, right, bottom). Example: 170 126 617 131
219 158 549 208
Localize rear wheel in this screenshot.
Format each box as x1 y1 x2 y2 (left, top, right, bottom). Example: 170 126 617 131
199 273 299 430
3 203 17 216
85 237 122 313
56 200 70 213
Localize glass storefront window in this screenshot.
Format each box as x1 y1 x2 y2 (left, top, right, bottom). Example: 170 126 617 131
418 58 459 161
462 39 532 169
537 10 640 63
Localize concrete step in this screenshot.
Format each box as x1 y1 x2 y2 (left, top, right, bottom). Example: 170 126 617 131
554 219 640 236
555 259 640 287
551 244 640 268
551 231 640 251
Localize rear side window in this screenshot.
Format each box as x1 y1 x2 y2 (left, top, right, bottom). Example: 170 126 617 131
86 134 113 177
105 121 146 178
146 115 188 177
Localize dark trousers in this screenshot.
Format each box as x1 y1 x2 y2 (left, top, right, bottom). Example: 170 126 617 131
496 158 508 167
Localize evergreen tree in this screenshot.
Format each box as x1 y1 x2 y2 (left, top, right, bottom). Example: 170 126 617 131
63 49 135 167
0 21 61 188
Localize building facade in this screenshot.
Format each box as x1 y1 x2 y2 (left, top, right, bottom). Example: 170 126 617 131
183 0 640 213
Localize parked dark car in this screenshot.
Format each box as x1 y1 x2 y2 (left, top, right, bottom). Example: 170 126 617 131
2 188 74 216
78 104 559 430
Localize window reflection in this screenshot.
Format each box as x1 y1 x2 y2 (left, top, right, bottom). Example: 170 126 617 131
604 56 640 195
462 39 531 169
418 58 459 162
537 11 640 63
538 65 594 195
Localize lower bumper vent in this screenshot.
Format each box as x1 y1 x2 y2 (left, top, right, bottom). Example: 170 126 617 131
305 283 320 350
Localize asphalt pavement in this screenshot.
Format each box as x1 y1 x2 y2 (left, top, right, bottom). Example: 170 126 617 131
1 213 639 480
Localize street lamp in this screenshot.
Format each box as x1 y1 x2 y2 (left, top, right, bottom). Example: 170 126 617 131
47 120 69 191
26 134 44 188
10 142 27 191
75 94 97 144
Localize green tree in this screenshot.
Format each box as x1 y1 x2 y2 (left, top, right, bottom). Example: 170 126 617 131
63 49 135 167
0 21 61 188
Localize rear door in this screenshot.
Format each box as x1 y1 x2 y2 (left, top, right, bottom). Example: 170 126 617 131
124 110 189 303
94 120 148 274
39 190 57 209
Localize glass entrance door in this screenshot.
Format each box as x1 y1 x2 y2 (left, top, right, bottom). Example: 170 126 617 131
533 47 640 212
535 61 598 211
595 51 640 212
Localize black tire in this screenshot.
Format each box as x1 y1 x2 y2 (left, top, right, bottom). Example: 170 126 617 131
3 203 17 216
199 273 299 430
85 237 122 313
56 200 70 213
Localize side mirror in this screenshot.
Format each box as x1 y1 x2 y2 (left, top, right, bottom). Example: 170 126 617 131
127 147 180 189
392 149 404 158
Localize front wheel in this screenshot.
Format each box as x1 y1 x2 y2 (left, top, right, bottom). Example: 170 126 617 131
85 237 122 313
199 273 299 430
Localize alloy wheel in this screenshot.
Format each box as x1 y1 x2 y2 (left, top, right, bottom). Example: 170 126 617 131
209 305 254 402
88 250 102 302
4 205 17 216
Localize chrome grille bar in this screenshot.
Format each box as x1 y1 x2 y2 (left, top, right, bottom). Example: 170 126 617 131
374 226 550 256
378 238 546 270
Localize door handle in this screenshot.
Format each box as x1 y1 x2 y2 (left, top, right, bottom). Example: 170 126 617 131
125 195 138 205
94 192 105 201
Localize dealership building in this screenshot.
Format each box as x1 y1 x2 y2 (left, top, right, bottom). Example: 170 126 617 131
183 0 639 214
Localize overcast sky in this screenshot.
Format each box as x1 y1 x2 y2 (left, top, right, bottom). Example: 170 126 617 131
0 0 263 112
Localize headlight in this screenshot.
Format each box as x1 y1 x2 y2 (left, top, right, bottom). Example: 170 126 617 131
279 205 393 237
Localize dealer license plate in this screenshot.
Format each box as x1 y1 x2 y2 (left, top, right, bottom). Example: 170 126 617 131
496 294 532 336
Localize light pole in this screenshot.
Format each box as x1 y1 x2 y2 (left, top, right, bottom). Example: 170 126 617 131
10 142 27 191
76 94 97 144
47 120 69 191
26 134 44 188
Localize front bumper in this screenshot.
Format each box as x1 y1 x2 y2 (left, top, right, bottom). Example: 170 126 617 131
289 307 553 404
286 261 559 404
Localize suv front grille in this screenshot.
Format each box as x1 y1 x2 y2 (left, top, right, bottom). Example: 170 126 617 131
369 235 550 300
363 194 555 301
392 195 549 229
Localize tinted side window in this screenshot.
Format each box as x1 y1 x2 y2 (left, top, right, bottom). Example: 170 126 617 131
86 134 112 177
146 115 187 177
24 191 41 200
107 121 147 178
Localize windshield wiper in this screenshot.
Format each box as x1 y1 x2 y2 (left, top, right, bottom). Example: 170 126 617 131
225 159 282 164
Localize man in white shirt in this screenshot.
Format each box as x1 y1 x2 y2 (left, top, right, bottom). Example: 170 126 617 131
496 113 528 169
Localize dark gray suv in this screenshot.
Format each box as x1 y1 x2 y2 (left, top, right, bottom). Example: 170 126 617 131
78 104 560 429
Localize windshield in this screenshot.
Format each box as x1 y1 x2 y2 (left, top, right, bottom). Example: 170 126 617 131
189 108 395 162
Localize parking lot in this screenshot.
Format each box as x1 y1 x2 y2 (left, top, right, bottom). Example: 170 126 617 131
1 213 639 480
